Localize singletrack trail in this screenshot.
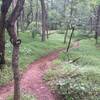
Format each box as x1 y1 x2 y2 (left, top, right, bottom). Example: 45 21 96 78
0 48 64 100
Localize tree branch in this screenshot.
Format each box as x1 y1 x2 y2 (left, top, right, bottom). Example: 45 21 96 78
1 0 12 15
6 0 25 46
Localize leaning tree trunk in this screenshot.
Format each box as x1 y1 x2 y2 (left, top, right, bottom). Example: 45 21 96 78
66 27 75 52
6 0 25 100
64 24 69 44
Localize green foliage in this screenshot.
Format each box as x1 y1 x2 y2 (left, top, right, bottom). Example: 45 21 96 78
0 65 13 85
55 78 99 100
44 39 100 100
92 0 100 5
58 30 65 34
44 63 100 100
65 39 100 66
28 22 41 31
52 59 62 65
7 92 36 100
0 32 65 85
32 28 40 39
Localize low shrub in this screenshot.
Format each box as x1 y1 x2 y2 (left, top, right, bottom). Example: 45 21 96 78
54 77 99 100
7 92 36 100
58 30 65 34
44 62 100 100
32 28 40 39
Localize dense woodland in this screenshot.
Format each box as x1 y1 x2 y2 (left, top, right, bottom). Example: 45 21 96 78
0 0 100 100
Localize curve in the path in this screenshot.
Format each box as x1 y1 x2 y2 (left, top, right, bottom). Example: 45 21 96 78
0 48 64 100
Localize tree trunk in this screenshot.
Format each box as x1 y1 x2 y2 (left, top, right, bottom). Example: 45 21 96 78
0 15 5 66
6 0 25 100
12 0 17 34
64 24 69 44
90 17 93 34
36 0 39 29
95 6 100 44
66 27 75 53
45 0 49 39
12 45 20 100
63 0 73 44
20 9 25 32
0 0 13 66
40 0 46 41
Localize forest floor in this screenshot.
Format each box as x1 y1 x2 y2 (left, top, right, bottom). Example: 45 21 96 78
0 48 65 100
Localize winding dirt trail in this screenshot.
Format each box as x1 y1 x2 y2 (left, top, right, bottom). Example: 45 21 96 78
0 48 64 100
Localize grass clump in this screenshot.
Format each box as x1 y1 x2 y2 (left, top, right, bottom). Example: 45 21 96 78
7 92 36 100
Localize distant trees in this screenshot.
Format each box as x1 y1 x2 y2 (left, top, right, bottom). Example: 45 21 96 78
89 4 100 44
25 0 33 30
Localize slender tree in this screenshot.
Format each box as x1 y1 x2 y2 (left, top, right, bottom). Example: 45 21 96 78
45 0 49 39
63 0 74 44
40 0 46 41
95 5 100 44
36 0 39 29
66 27 75 52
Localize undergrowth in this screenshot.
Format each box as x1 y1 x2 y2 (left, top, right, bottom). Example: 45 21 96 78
0 32 65 85
44 39 100 100
7 92 36 100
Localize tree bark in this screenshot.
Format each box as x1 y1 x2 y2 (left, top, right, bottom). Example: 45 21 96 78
45 0 49 39
12 44 20 100
95 6 100 44
40 0 46 41
63 0 73 44
0 15 5 66
0 0 12 67
6 0 25 100
36 0 39 29
12 0 18 34
64 24 69 44
66 27 75 53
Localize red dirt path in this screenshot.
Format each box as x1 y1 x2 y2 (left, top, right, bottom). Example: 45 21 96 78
0 48 64 100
